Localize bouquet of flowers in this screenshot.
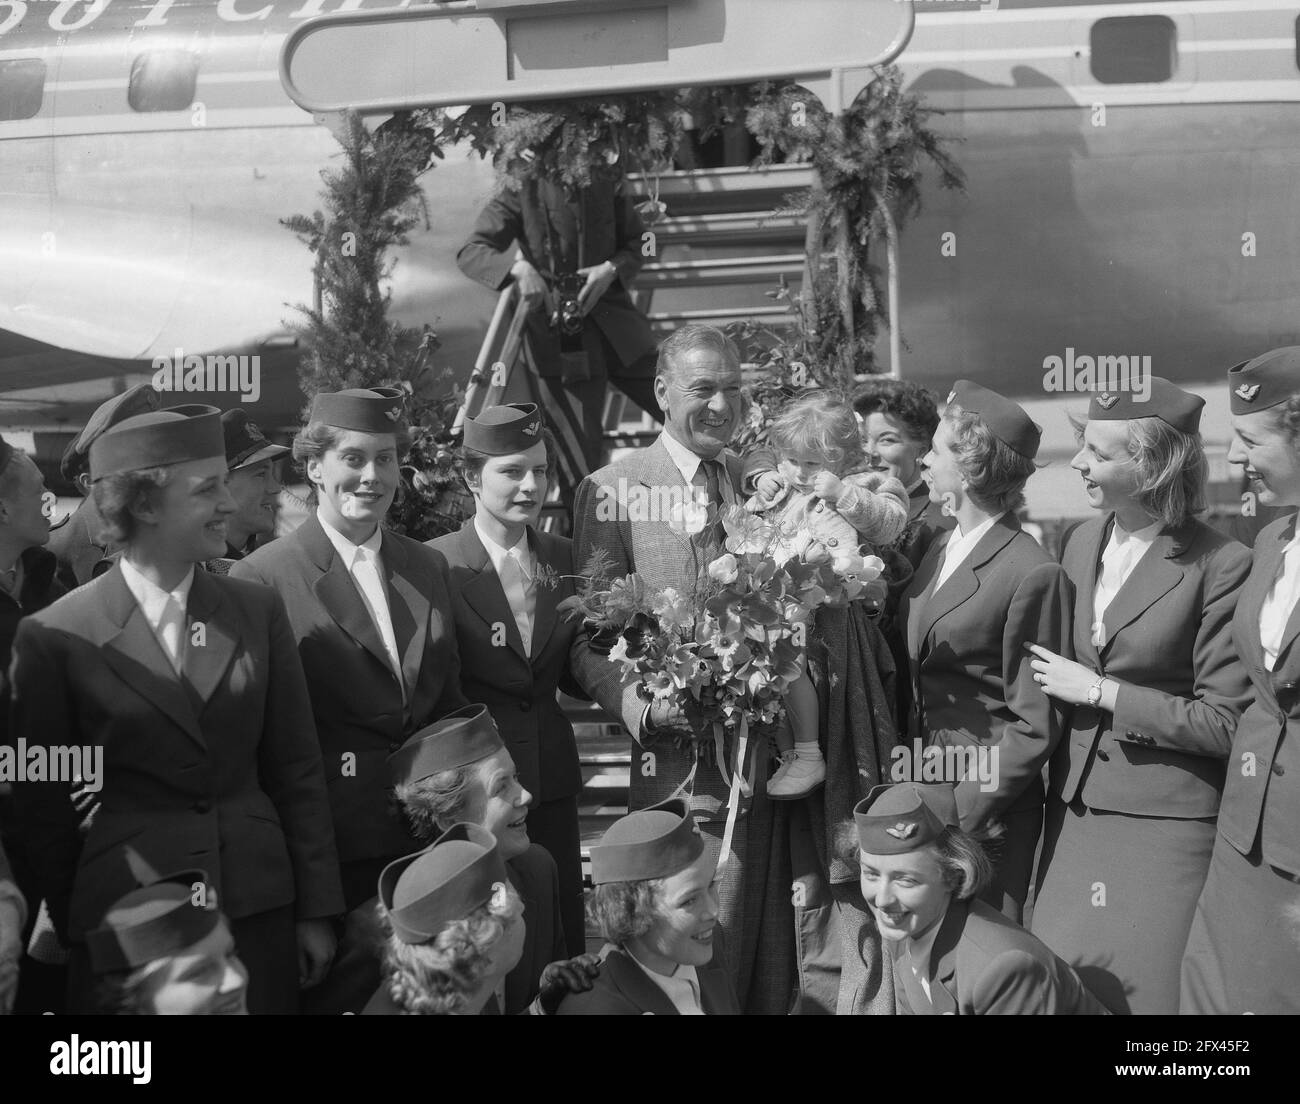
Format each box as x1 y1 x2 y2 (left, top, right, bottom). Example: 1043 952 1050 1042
561 503 885 750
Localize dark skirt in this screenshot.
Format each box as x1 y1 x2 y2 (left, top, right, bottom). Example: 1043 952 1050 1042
1033 796 1215 1014
1180 831 1300 1014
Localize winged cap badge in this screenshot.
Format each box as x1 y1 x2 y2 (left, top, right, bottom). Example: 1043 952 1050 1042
521 420 540 437
246 421 266 442
946 390 957 405
1235 383 1261 402
385 406 402 421
1095 393 1119 409
885 821 918 840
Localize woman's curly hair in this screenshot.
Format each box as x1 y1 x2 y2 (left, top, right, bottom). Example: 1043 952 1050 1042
943 403 1037 514
586 878 666 946
393 766 476 843
91 467 173 545
377 881 523 1015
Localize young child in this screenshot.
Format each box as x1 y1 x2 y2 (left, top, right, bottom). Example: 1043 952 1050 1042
745 391 909 798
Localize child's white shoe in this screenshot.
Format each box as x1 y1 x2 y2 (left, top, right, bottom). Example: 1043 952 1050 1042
767 752 826 799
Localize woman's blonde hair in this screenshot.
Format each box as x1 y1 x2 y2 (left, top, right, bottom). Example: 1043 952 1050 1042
377 881 523 1015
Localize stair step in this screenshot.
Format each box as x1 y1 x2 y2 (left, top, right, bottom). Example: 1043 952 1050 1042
646 304 792 326
638 253 805 288
651 210 805 244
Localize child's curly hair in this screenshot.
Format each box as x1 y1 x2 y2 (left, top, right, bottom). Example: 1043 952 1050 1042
768 390 864 476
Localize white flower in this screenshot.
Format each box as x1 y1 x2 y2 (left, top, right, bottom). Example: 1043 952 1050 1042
707 553 739 584
667 500 708 536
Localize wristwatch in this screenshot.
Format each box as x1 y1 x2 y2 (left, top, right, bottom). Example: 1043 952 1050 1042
1086 676 1108 708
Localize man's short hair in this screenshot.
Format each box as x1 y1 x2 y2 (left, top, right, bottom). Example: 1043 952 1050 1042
655 325 740 384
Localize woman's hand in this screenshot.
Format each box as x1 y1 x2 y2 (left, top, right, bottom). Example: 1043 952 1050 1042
1026 644 1111 707
538 953 602 1014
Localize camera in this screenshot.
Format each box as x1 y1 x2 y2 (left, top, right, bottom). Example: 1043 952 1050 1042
549 272 586 339
549 272 590 382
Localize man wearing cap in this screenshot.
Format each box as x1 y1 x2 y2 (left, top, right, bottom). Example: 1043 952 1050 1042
10 403 344 1013
1181 347 1300 1014
205 409 290 576
571 324 795 1009
854 782 1106 1015
88 866 249 1015
558 798 738 1015
0 434 64 1011
427 403 588 954
230 387 469 1013
49 383 160 591
368 823 526 1015
1025 378 1250 1014
900 380 1071 924
387 704 599 1014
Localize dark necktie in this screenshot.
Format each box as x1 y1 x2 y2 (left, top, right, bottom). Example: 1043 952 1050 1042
698 458 726 555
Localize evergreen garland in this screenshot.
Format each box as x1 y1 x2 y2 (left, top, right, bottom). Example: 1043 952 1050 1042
282 110 471 541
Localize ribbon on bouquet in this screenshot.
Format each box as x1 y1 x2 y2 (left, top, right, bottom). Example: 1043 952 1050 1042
714 716 756 871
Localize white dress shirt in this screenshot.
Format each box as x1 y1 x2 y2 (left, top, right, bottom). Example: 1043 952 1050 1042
659 431 737 509
317 511 405 697
474 517 535 656
119 558 195 675
935 512 1004 590
1091 516 1164 648
625 947 705 1015
906 910 947 1004
1260 526 1300 671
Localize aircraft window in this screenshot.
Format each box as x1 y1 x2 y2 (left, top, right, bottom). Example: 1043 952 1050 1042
1090 15 1176 84
128 51 198 112
0 58 46 122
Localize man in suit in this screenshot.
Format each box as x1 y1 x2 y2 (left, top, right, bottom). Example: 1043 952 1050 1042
854 783 1107 1015
11 404 343 1013
230 387 469 1012
49 384 160 591
572 324 786 1005
427 404 588 953
457 176 660 498
0 435 66 1012
205 409 289 576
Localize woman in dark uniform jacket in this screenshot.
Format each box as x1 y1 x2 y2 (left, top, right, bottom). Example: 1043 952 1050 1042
426 403 588 955
1181 348 1300 1013
898 381 1072 923
1028 380 1251 1014
558 799 739 1015
853 782 1107 1016
10 406 343 1013
385 704 599 1015
230 388 468 1012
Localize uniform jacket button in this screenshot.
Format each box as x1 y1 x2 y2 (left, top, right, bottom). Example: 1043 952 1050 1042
389 741 402 752
193 800 212 814
1096 749 1109 762
1272 761 1286 776
519 701 531 712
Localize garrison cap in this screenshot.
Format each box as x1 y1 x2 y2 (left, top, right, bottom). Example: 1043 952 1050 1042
222 408 289 471
1088 376 1204 435
86 868 219 974
463 403 544 455
387 704 504 788
62 384 161 482
945 380 1041 460
589 798 704 885
854 782 960 856
1227 347 1300 414
0 435 13 480
378 824 509 945
89 405 225 481
308 387 406 433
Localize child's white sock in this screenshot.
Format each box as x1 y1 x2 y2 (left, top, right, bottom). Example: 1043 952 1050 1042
793 744 823 762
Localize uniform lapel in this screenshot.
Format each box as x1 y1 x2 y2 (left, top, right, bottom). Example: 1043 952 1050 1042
917 515 1018 649
301 514 394 676
605 951 681 1016
906 533 947 661
1268 515 1300 668
183 569 239 705
926 901 965 1016
458 521 530 665
1239 516 1291 675
1098 526 1185 655
381 531 427 697
98 566 205 747
528 527 558 663
1070 515 1110 668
